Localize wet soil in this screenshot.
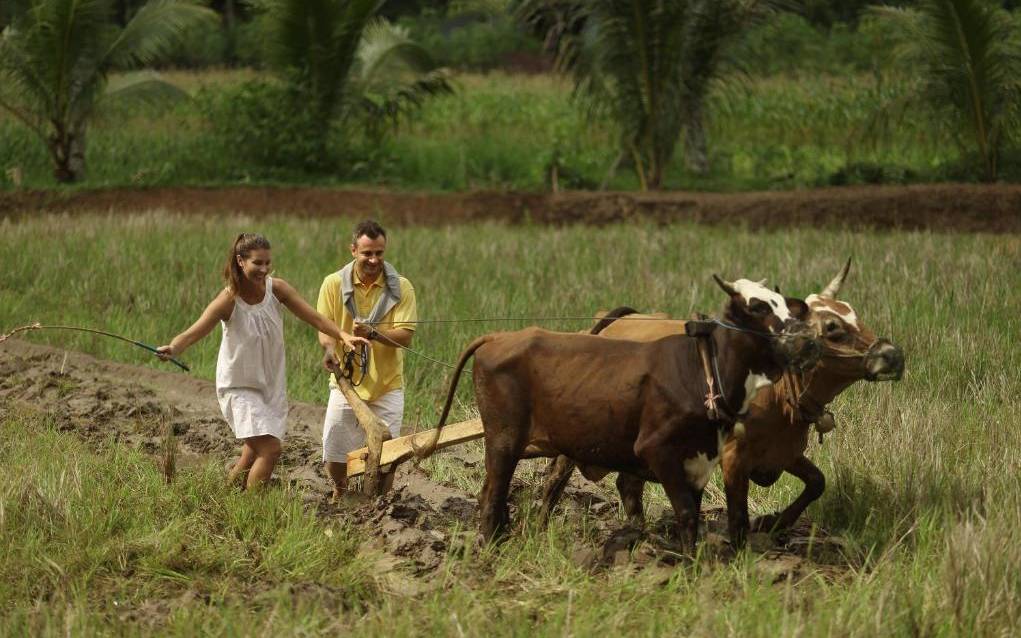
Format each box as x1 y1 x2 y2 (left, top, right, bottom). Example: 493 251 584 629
0 338 859 583
2 183 1019 232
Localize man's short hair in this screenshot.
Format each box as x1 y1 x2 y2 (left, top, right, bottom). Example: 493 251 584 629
352 219 387 245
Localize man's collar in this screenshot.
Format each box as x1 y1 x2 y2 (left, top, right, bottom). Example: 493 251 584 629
353 264 384 288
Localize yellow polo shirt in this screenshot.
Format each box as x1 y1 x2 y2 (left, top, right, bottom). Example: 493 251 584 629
316 265 417 402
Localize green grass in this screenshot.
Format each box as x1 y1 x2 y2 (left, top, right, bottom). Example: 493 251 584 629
0 403 378 635
1 213 1019 634
0 70 965 192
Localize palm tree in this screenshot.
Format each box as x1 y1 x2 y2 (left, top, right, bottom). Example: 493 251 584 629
257 0 452 159
873 0 1021 181
677 1 768 176
0 0 216 182
521 0 770 189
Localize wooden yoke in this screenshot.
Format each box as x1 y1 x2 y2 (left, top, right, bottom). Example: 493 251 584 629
328 362 392 495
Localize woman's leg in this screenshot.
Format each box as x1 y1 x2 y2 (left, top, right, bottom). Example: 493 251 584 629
246 435 282 490
228 440 258 488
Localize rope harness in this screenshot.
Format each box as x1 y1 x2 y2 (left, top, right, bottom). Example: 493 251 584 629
339 343 371 386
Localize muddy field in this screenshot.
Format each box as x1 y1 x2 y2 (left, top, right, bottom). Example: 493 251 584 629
0 337 860 584
2 183 1020 232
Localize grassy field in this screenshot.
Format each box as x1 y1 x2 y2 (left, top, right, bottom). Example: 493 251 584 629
0 71 958 192
1 213 1019 634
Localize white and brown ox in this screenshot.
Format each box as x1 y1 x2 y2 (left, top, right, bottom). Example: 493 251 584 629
415 275 823 552
538 260 905 547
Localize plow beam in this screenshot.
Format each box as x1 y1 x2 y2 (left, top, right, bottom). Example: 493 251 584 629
346 418 484 478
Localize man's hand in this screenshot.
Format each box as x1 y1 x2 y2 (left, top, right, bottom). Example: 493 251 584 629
352 322 378 341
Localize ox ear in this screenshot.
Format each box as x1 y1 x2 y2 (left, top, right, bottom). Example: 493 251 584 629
786 296 810 320
820 257 852 300
713 274 738 297
774 285 782 294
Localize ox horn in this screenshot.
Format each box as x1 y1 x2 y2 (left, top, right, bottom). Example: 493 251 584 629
819 257 852 300
713 274 738 296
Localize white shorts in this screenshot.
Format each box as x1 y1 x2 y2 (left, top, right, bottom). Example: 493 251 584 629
322 388 404 463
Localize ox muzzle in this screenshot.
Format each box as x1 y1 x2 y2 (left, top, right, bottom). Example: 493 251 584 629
863 338 905 381
775 319 822 372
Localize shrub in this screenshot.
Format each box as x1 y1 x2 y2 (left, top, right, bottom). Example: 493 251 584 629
196 80 339 175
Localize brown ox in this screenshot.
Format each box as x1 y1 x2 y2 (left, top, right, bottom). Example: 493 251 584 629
416 276 822 551
539 260 905 547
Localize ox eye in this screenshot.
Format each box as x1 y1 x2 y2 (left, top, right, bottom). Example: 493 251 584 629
750 300 771 314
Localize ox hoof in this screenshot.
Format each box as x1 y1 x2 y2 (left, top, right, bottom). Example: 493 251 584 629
750 513 786 534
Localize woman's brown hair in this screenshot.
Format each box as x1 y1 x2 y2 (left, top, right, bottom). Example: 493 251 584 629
223 233 271 295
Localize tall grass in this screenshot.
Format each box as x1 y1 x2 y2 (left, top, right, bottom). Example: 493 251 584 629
0 403 377 634
0 71 962 191
1 213 1019 634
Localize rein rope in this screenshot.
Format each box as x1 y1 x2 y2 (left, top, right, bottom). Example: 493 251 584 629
0 323 190 371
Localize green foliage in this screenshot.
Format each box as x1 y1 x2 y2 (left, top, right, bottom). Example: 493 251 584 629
230 1 452 170
523 0 771 188
729 12 903 76
401 10 542 71
874 0 1021 181
197 80 341 174
0 0 216 182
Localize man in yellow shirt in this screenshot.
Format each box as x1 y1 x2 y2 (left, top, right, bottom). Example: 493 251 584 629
317 219 417 498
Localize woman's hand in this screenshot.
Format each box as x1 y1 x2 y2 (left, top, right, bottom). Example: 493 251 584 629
156 345 176 361
341 333 372 351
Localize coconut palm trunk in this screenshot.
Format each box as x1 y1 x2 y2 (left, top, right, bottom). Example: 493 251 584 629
49 124 87 182
683 94 709 175
0 0 215 185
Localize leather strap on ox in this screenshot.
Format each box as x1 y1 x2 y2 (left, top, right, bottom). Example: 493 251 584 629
684 314 732 422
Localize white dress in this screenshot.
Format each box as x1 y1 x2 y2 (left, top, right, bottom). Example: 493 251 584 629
216 277 288 441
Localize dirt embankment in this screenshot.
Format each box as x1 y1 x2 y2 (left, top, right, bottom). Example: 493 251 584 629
2 183 1019 232
0 338 858 581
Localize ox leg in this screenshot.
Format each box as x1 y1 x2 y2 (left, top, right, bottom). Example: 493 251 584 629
723 467 750 549
751 456 825 534
643 456 699 554
615 473 646 526
480 443 522 542
538 456 576 528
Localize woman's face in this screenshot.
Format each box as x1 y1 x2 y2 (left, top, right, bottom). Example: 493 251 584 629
238 248 272 284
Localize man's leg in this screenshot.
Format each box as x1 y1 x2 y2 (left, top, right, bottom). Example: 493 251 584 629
371 389 404 494
323 388 360 500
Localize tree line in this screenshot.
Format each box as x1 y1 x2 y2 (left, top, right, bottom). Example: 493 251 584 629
2 0 1020 186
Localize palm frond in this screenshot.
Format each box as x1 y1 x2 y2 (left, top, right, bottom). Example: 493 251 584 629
103 0 217 69
98 71 188 108
353 19 453 135
874 0 1021 179
357 19 439 79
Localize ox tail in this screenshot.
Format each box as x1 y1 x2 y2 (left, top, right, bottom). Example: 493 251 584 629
590 306 639 335
411 334 493 460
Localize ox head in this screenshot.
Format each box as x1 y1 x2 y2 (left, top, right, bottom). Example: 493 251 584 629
712 274 821 371
805 259 904 382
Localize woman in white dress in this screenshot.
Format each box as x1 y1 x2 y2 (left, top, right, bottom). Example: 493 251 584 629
157 233 369 490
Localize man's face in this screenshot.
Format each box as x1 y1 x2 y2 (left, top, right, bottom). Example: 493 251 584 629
351 234 386 280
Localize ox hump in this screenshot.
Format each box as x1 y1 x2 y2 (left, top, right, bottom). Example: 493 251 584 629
733 279 790 321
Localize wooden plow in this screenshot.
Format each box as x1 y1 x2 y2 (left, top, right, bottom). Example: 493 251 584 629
329 361 484 495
